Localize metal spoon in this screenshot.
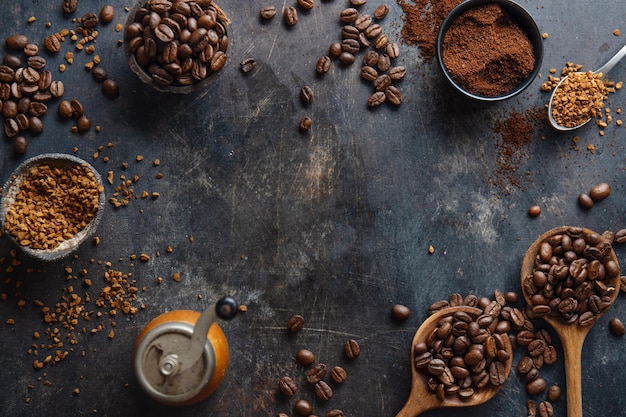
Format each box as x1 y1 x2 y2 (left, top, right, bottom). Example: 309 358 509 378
520 227 621 417
395 306 513 417
548 44 626 130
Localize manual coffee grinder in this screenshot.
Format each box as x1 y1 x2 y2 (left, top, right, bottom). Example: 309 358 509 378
133 296 238 406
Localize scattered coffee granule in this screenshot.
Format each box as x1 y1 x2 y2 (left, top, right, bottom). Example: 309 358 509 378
396 0 463 60
440 3 535 97
4 164 102 250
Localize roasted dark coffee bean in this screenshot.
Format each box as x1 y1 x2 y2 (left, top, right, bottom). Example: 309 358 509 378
350 0 367 6
368 91 386 107
329 42 342 58
297 0 315 10
306 363 327 383
589 182 610 201
488 361 506 385
240 58 256 73
386 42 401 59
5 34 29 50
210 51 228 72
2 100 17 118
284 7 298 26
385 85 404 106
578 193 594 209
374 74 392 92
316 56 331 74
299 116 312 131
58 100 73 119
295 348 315 365
80 12 99 29
15 113 29 131
389 66 406 80
373 4 389 19
70 99 84 118
63 0 79 13
294 399 312 416
609 317 625 336
77 115 92 132
102 79 120 99
27 102 46 117
330 366 347 383
538 401 554 417
38 70 52 90
315 381 332 400
358 32 370 48
547 384 561 402
44 35 61 53
364 23 383 39
361 65 378 81
287 314 304 333
542 345 557 364
517 356 534 374
17 98 30 114
260 6 276 19
278 376 298 396
13 135 27 154
326 410 345 417
374 34 389 50
391 304 411 321
341 38 360 54
363 50 379 67
340 8 359 23
354 14 372 31
29 116 43 134
4 118 19 137
3 54 21 69
376 54 390 71
615 229 626 243
92 67 108 82
344 339 361 358
300 86 314 104
526 377 547 395
341 25 360 40
527 400 537 417
0 65 14 82
100 5 115 24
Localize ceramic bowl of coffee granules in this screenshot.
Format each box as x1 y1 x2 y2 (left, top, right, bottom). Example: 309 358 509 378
436 0 543 101
124 0 231 94
0 153 106 261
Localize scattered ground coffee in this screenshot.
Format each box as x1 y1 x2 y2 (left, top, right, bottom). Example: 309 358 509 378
440 3 535 97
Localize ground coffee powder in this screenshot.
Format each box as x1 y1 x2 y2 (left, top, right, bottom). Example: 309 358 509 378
440 3 535 97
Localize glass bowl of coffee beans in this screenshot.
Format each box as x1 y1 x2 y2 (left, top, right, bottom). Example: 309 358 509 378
436 0 543 101
124 0 231 94
0 154 106 261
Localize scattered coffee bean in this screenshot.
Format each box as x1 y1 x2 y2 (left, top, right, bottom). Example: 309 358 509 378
240 58 256 73
297 0 315 10
102 79 119 99
373 4 390 19
13 135 27 155
528 205 541 217
5 34 29 50
58 100 74 119
326 410 345 417
386 42 401 59
92 67 108 82
278 376 298 396
578 193 594 209
329 42 342 58
287 314 305 333
43 34 61 53
538 401 554 417
350 0 367 6
547 385 561 402
368 91 386 107
306 363 327 383
316 56 332 74
344 339 360 358
330 365 347 383
300 85 314 104
615 229 626 244
100 5 115 24
526 377 547 395
294 399 313 416
339 51 355 65
391 304 411 321
385 86 403 105
284 7 298 26
589 182 610 202
299 116 312 131
260 6 277 19
295 348 315 365
314 380 333 400
77 115 92 132
63 0 79 14
609 317 625 336
340 8 359 23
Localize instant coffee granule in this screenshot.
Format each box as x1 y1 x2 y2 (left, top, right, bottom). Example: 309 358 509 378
440 3 535 97
4 164 102 250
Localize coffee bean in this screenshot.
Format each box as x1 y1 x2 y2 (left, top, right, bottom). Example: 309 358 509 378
287 314 305 333
297 0 315 10
589 182 610 202
354 14 372 31
278 376 298 396
5 34 29 50
547 384 561 402
44 35 61 53
4 118 19 137
326 410 345 417
330 366 347 383
70 99 84 118
614 229 626 244
3 100 17 118
284 7 298 26
373 4 389 19
295 348 315 365
77 115 92 132
240 58 256 73
363 50 379 67
80 12 99 29
527 400 537 417
0 65 15 83
538 401 554 417
578 193 594 209
277 414 289 417
58 100 73 119
526 377 547 395
100 5 115 24
314 380 332 400
385 86 403 106
294 399 312 416
364 24 383 39
63 0 79 14
300 86 314 104
344 339 360 358
3 54 22 69
299 116 312 131
340 8 359 23
260 6 276 19
29 116 43 134
609 317 625 336
350 0 367 6
374 34 389 50
386 42 401 59
528 205 541 217
102 79 120 99
377 54 391 72
329 42 342 58
374 74 392 91
316 56 331 74
361 66 378 81
92 67 108 82
13 135 27 155
341 38 360 54
306 363 327 383
23 43 39 57
391 304 411 321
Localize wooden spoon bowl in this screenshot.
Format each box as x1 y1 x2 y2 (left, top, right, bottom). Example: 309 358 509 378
520 226 621 417
396 306 513 417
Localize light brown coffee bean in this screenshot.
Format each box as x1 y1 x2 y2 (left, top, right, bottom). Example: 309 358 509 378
340 8 359 23
344 339 361 358
260 6 276 19
44 34 61 53
330 366 347 383
538 401 554 417
316 56 331 74
240 58 256 73
284 7 298 26
329 42 342 58
299 116 312 132
295 348 315 365
58 100 73 119
287 314 304 333
297 0 314 10
386 42 400 59
314 381 332 400
385 86 403 106
278 376 298 396
100 5 115 24
326 410 345 417
589 182 610 202
373 4 389 19
367 91 386 107
528 205 541 217
361 65 378 81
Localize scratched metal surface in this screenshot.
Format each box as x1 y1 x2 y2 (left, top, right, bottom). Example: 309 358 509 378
1 0 626 416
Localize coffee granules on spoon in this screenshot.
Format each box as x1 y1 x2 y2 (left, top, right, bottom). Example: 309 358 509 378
440 3 535 97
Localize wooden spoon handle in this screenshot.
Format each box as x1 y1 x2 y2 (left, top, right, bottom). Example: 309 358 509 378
560 326 585 417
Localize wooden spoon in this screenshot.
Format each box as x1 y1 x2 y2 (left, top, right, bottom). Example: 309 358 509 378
520 226 621 417
396 306 513 417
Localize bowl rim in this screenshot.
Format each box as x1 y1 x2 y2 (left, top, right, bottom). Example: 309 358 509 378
0 153 106 262
123 0 231 94
436 0 544 101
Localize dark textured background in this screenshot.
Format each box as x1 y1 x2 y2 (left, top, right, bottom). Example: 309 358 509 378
1 0 626 416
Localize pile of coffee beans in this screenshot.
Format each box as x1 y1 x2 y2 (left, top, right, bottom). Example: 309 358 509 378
2 35 65 154
523 227 620 326
277 314 357 416
125 0 230 88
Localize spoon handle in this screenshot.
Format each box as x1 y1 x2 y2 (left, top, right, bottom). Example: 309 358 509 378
560 326 585 417
595 44 626 76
